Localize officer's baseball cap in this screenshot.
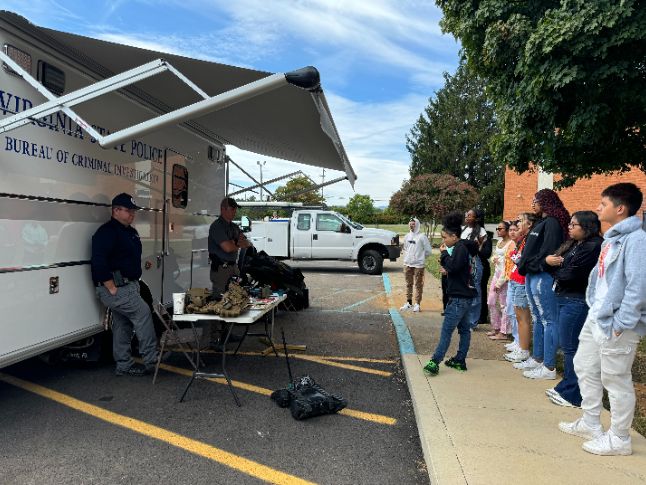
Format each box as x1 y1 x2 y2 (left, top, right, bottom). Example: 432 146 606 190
112 193 140 210
221 197 239 209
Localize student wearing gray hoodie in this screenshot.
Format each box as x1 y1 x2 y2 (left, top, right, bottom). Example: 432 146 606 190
559 183 646 456
400 217 432 312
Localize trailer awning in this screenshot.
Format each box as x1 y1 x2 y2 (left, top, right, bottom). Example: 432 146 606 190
0 11 356 185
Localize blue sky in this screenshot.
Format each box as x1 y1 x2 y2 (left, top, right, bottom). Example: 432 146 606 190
4 0 460 206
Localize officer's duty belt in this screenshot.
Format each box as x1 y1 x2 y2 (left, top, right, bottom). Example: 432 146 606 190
96 278 134 288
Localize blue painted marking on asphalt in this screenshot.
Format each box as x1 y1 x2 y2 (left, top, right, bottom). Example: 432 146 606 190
383 272 392 294
382 273 416 355
340 292 384 311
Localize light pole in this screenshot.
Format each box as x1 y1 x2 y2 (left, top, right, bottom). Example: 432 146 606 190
257 160 266 201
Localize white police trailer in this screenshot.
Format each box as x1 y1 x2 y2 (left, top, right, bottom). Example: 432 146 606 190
0 11 356 368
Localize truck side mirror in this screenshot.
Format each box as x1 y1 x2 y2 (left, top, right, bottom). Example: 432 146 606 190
340 223 351 234
240 216 251 232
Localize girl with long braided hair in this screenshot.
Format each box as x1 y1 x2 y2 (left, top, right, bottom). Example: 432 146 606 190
517 189 570 380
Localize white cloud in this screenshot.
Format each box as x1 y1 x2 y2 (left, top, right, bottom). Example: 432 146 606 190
163 0 458 89
1 0 82 24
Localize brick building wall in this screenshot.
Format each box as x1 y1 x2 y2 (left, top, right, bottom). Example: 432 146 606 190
503 166 646 224
503 168 539 220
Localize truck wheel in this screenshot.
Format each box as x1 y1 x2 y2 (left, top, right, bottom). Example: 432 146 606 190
359 250 383 275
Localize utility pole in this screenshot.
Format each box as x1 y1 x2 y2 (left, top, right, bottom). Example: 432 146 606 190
257 160 266 201
321 168 325 200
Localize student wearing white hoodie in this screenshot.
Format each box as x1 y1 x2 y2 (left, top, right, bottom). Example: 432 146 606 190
559 183 646 456
400 218 432 312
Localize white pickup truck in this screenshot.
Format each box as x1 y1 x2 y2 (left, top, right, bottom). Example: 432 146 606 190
244 210 400 274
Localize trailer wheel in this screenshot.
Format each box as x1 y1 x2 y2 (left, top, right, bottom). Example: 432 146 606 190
359 250 383 275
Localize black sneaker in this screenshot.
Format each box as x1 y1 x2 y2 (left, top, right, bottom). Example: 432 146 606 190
423 359 440 376
444 357 468 371
115 363 149 377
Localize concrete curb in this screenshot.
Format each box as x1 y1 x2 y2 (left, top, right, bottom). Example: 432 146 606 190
382 272 461 484
401 353 466 484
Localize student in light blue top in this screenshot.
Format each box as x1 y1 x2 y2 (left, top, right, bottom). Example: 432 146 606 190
559 183 646 457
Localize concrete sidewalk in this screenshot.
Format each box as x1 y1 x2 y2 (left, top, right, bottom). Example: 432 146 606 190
382 260 646 484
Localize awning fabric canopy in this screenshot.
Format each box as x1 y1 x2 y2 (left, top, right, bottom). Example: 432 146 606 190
1 11 356 184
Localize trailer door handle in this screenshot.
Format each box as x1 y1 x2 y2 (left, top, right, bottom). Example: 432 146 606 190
313 234 318 240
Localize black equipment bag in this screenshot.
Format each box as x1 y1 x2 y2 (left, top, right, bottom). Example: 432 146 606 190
244 251 309 310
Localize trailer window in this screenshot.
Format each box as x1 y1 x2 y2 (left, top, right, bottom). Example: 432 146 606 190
37 61 65 96
316 214 342 232
297 213 311 230
172 164 188 208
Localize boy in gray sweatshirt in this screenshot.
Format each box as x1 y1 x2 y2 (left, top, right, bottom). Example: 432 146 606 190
559 183 646 456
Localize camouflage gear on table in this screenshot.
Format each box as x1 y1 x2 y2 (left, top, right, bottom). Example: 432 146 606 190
186 282 250 318
185 288 211 310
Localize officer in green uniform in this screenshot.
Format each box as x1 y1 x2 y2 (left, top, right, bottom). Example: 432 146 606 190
208 197 251 297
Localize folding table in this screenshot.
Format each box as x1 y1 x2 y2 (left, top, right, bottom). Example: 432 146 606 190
172 294 287 405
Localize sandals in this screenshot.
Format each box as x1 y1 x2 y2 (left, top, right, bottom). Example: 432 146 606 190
489 333 509 341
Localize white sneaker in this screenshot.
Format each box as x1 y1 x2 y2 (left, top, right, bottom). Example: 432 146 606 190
545 387 558 398
504 341 518 351
549 393 579 408
513 357 540 370
559 418 603 440
582 430 632 456
504 349 529 363
400 302 412 311
523 365 556 380
412 303 420 312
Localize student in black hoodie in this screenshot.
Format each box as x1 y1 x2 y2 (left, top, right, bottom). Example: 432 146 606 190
544 211 603 408
517 189 570 380
462 208 488 329
424 212 478 375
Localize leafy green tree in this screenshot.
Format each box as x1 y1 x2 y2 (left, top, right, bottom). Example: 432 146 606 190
406 61 503 216
378 206 408 225
346 194 376 223
273 176 325 205
436 0 646 186
390 173 479 236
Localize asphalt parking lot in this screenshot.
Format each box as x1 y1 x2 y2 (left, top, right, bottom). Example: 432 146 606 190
0 260 428 485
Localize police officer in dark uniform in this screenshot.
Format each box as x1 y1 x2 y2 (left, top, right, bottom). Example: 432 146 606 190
208 197 251 297
91 193 158 377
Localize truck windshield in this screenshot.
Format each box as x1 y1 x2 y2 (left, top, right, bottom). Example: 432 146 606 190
335 212 363 230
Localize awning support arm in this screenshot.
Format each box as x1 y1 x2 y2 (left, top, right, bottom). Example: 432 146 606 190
226 156 273 198
276 175 348 200
0 50 320 150
0 54 170 138
228 170 304 197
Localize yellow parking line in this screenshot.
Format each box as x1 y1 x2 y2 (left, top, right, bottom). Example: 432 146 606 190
311 356 396 365
156 363 397 426
0 372 315 485
292 355 392 377
204 350 396 367
338 408 397 425
159 362 273 395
